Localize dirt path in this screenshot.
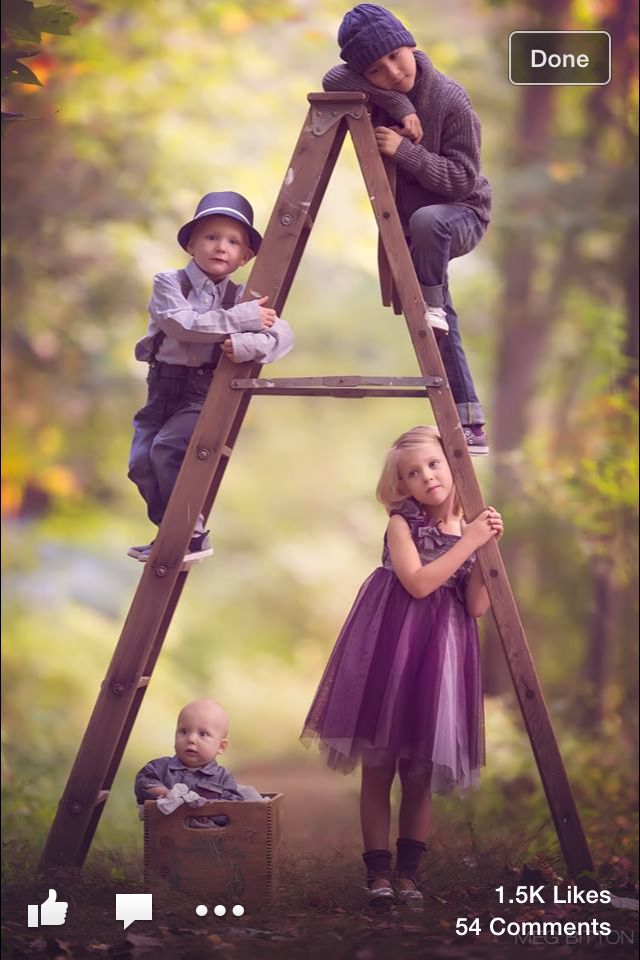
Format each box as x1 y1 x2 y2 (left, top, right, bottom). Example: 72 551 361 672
233 759 362 852
2 761 638 960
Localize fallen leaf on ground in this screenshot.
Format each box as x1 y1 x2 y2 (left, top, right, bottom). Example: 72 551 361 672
124 933 162 948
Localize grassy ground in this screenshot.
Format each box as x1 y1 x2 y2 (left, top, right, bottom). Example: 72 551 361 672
2 845 638 959
2 761 638 959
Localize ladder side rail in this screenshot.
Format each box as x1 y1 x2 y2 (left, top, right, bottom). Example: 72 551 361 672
99 574 190 793
40 104 351 869
377 155 402 314
377 155 396 308
200 107 351 521
200 388 253 520
40 572 190 867
347 113 594 880
346 116 481 508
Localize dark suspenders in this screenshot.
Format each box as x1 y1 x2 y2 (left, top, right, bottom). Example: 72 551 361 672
148 270 240 368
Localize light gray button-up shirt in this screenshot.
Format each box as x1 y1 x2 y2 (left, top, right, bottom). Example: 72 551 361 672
135 259 294 367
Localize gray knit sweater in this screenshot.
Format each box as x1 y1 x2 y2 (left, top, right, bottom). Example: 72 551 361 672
322 50 491 229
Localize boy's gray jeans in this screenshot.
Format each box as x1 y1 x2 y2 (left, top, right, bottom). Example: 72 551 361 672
408 203 487 427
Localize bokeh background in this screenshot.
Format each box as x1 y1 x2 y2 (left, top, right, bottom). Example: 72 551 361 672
2 0 638 881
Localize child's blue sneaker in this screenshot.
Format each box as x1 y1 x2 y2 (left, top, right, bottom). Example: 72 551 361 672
127 540 155 561
128 532 213 563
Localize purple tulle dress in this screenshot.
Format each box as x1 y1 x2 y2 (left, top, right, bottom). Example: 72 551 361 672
302 498 485 793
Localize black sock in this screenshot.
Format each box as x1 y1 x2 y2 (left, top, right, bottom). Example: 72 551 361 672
396 838 426 881
362 849 392 886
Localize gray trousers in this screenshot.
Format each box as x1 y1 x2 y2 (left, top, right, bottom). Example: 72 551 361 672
128 364 212 529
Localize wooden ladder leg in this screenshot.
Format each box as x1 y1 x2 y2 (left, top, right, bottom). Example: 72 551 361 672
40 96 361 870
40 573 189 867
76 574 188 865
377 156 396 309
377 156 403 315
347 111 594 882
199 96 356 529
201 392 251 521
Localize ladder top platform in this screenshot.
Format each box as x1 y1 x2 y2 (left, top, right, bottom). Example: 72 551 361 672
307 91 368 103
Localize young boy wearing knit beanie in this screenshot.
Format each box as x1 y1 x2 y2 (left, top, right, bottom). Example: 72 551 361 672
324 4 491 457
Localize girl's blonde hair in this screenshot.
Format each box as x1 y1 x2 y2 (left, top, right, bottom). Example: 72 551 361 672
376 425 461 515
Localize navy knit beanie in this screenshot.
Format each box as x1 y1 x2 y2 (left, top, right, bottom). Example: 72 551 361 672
338 4 416 74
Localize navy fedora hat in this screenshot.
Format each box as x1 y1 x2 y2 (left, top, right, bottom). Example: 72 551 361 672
177 191 263 253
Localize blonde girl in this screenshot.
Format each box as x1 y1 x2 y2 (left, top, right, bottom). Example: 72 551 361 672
302 426 502 903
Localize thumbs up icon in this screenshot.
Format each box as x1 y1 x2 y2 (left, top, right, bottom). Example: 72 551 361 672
27 889 68 927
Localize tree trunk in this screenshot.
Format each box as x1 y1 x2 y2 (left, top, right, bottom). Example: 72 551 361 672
580 0 638 722
582 559 613 729
484 0 572 694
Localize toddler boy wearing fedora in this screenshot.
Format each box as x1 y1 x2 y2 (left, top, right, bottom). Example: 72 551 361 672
128 191 293 562
324 4 491 455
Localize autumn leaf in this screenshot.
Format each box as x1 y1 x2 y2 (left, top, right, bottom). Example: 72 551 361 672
1 48 42 92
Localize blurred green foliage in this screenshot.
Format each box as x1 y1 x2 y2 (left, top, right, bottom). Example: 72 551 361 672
1 0 78 134
1 0 637 861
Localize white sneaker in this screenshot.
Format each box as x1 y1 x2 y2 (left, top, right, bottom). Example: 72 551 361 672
183 530 214 563
365 881 395 905
425 305 449 333
394 878 424 902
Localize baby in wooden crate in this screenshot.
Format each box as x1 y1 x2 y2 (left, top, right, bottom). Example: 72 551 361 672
135 698 263 826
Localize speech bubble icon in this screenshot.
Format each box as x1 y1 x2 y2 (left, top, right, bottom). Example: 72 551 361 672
115 893 153 930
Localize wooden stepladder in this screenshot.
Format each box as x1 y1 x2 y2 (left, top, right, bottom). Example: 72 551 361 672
41 93 595 883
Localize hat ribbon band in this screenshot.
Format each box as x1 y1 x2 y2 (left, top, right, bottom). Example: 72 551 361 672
195 206 252 226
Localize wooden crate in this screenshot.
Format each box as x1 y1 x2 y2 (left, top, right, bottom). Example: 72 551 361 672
143 793 283 909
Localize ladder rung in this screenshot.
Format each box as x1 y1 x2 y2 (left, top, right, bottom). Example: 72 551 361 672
234 376 441 386
221 445 233 458
235 387 428 398
136 676 151 689
95 790 110 806
230 375 442 398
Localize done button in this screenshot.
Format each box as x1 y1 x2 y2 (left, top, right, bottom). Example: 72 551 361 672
509 31 610 85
